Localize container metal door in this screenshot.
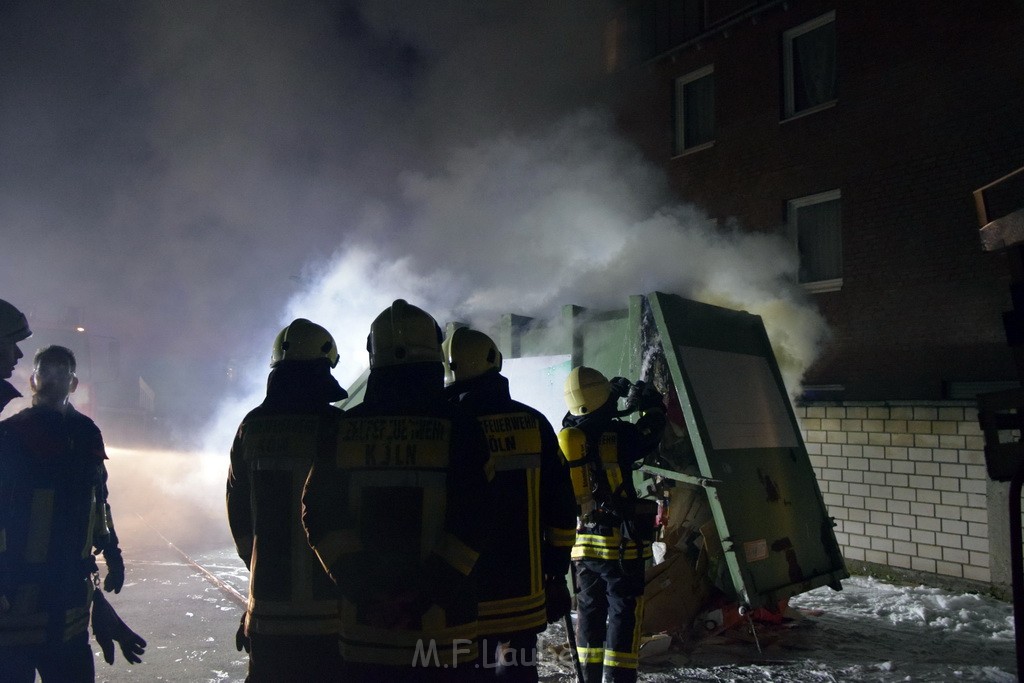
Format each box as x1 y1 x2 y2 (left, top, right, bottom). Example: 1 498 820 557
647 292 847 609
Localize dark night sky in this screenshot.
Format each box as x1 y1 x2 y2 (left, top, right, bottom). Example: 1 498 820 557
0 0 823 440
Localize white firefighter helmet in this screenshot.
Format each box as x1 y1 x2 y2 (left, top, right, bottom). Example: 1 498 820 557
367 299 443 369
442 327 503 385
271 318 339 368
563 366 612 416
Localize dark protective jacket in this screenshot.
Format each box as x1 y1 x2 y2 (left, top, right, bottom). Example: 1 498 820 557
445 370 576 637
0 381 20 415
0 403 118 646
226 360 346 636
562 404 665 563
303 363 493 668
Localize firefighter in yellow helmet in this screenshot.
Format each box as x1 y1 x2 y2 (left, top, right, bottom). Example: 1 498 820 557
0 299 31 414
442 327 576 681
226 318 347 681
302 300 493 682
0 345 139 680
560 366 665 683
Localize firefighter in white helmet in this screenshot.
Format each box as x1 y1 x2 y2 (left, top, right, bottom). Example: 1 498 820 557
303 300 493 681
560 366 665 683
0 299 31 414
443 327 576 681
226 318 347 682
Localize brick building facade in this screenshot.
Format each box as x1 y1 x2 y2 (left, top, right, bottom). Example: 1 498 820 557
617 0 1024 400
613 1 1024 590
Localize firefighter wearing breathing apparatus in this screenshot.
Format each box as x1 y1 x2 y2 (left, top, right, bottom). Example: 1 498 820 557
442 327 576 681
302 300 493 682
0 345 133 681
560 366 665 683
226 318 348 682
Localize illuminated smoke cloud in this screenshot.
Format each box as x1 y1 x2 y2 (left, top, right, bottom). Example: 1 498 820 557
0 1 828 543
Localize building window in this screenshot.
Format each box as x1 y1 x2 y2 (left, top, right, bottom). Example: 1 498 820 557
674 65 714 155
782 11 836 119
787 190 842 292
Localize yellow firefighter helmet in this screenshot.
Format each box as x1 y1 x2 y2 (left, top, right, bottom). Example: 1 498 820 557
271 318 339 368
564 366 612 416
442 327 503 385
0 299 31 342
367 299 443 369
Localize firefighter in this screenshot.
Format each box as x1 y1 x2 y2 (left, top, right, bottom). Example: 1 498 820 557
560 366 665 683
0 299 31 414
0 345 129 681
303 300 493 682
442 327 576 681
226 318 348 682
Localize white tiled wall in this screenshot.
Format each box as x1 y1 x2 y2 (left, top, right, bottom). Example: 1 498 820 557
796 402 990 583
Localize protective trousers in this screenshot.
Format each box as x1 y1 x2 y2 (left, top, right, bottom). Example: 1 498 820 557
246 633 342 682
573 558 645 683
0 631 95 683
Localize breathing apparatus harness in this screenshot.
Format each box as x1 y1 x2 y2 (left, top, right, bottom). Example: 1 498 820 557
561 377 664 567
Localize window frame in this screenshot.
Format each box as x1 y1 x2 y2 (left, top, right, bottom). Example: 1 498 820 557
673 64 715 157
787 189 843 293
782 10 837 121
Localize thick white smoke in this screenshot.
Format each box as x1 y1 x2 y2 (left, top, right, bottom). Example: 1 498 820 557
274 110 825 392
0 1 829 543
199 107 826 461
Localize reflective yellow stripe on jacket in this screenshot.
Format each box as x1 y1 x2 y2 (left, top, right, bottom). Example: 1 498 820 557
475 413 549 633
571 532 653 561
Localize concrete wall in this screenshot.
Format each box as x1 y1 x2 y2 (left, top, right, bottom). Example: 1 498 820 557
796 400 1008 590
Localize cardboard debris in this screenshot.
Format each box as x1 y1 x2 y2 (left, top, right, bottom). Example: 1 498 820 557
642 551 709 636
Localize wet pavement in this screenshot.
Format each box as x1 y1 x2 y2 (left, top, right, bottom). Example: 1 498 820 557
90 535 249 683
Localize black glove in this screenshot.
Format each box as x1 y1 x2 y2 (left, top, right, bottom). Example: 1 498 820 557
609 377 633 399
103 548 125 594
92 591 146 665
637 382 665 412
235 612 250 653
545 576 572 624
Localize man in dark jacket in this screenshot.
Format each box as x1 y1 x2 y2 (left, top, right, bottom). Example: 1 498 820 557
303 300 493 682
0 299 31 415
227 318 347 682
0 345 126 681
560 366 665 683
442 326 576 681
